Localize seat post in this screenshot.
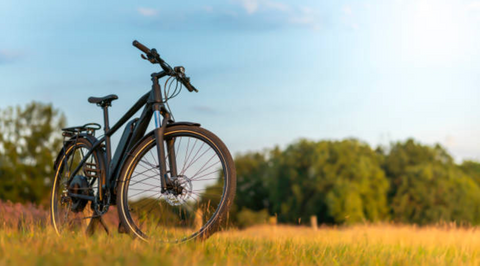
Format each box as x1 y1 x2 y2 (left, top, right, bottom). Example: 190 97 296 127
103 106 112 176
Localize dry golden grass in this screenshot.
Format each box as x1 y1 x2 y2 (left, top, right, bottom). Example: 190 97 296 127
1 224 480 265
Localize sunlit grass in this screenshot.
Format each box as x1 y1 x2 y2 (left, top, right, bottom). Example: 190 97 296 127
1 224 480 265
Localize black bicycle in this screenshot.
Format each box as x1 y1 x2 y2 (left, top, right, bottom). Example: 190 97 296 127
50 40 236 243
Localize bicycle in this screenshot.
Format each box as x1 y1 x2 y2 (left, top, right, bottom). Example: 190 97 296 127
50 40 236 243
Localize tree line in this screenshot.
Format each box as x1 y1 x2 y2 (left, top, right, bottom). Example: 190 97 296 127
231 138 480 227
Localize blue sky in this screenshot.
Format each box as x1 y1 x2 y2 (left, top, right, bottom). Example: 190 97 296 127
0 0 479 161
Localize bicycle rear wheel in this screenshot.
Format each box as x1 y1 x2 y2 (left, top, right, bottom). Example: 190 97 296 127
117 125 236 243
50 137 104 235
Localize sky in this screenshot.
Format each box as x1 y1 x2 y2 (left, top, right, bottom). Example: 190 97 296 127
0 0 479 161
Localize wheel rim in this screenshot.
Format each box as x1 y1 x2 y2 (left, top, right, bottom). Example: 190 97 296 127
52 143 99 234
123 132 228 242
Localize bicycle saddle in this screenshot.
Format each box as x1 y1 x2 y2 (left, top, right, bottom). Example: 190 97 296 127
88 94 119 107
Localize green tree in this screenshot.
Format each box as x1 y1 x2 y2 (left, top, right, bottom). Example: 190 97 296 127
234 151 270 211
221 137 480 227
270 139 389 225
382 139 453 199
460 160 480 185
391 163 480 225
383 140 480 225
201 151 273 226
0 102 65 204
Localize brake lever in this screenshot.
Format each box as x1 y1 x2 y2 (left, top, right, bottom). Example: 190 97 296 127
140 53 157 64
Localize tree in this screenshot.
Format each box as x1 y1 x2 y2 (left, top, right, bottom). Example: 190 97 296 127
0 102 66 204
269 139 390 225
460 161 480 185
201 151 273 226
234 151 271 212
383 140 480 225
382 139 454 199
217 137 480 227
391 163 480 225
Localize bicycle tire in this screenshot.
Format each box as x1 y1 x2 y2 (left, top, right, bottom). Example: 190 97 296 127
50 136 105 235
116 125 236 243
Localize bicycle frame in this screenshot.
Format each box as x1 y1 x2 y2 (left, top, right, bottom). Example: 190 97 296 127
66 71 177 204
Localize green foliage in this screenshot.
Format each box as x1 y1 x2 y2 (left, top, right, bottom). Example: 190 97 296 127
269 139 389 224
391 163 480 225
382 139 480 225
230 139 390 225
381 139 453 197
0 102 65 204
460 160 480 185
234 152 270 212
232 138 480 226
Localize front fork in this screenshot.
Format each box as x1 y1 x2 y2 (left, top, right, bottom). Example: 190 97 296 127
151 72 179 193
153 108 178 193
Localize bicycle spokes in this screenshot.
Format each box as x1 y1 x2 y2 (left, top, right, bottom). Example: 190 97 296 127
124 134 226 242
52 142 100 234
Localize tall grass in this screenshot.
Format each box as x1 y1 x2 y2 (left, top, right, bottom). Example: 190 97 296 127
1 201 479 265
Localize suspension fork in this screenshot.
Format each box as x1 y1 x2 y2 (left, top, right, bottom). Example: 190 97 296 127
151 73 176 192
167 137 178 178
154 111 179 192
154 110 169 192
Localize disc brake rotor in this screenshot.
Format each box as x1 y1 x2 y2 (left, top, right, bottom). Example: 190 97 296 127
163 175 193 206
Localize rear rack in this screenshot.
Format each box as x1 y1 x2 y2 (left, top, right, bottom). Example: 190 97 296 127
57 122 103 182
62 123 101 137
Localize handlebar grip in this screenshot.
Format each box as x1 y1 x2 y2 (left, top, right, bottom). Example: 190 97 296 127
184 82 198 93
180 77 198 93
132 40 151 54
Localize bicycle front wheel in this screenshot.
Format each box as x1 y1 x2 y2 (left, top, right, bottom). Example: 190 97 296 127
117 125 236 243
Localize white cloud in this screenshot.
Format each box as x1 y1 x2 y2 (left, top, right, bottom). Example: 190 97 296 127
342 5 353 16
341 4 359 30
237 0 259 14
289 7 321 30
300 6 314 14
264 0 290 12
236 0 290 14
235 0 320 29
137 7 158 17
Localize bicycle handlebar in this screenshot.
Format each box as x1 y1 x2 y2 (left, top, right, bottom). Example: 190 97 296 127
132 40 198 93
132 40 151 55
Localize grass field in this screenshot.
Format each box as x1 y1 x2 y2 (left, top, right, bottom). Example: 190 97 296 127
1 224 480 266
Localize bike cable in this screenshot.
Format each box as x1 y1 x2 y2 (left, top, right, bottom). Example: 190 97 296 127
162 76 184 121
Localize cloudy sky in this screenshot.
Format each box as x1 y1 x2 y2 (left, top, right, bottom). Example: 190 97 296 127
1 0 479 161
